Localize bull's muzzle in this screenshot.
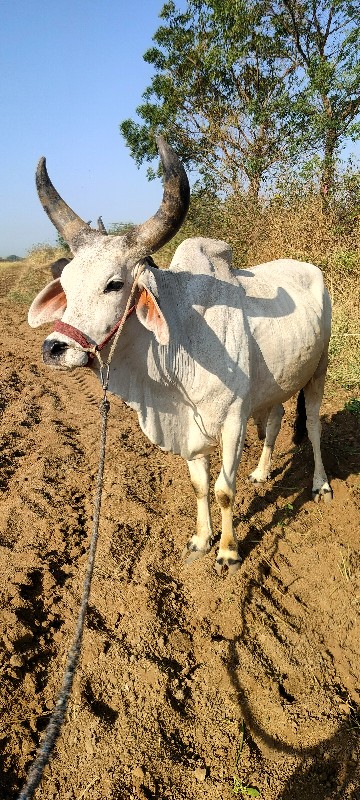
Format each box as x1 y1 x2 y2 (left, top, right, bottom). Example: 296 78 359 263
42 338 68 365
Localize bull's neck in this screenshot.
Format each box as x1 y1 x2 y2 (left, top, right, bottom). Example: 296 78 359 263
106 270 195 402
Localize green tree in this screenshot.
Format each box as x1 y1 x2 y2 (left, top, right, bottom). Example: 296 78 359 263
120 0 296 196
268 0 360 196
120 0 360 199
107 222 136 235
56 232 71 254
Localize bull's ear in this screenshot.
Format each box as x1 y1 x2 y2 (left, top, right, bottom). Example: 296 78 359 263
135 286 169 345
49 256 72 279
28 279 67 328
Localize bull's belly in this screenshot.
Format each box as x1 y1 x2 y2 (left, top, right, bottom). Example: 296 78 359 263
247 301 327 411
249 339 325 413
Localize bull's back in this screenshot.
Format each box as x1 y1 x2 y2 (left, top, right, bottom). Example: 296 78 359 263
236 259 331 411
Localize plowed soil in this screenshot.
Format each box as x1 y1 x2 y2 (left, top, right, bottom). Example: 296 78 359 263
0 269 359 800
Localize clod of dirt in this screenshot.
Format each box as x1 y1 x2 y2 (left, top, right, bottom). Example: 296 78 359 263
193 766 207 782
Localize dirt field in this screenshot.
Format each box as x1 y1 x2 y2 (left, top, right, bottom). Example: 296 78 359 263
0 268 359 800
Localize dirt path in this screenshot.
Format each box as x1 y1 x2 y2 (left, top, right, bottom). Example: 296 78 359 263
0 289 359 800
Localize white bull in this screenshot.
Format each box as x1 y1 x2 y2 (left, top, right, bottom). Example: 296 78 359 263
28 138 332 575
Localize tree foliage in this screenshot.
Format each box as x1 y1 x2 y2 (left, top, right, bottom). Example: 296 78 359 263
121 0 298 195
120 0 360 197
268 0 360 192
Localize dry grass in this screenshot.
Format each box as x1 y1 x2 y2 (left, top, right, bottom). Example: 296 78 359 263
327 290 360 390
0 244 68 305
26 242 67 266
3 191 359 392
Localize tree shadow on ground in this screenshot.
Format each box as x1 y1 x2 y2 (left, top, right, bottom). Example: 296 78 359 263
226 638 360 800
223 404 360 799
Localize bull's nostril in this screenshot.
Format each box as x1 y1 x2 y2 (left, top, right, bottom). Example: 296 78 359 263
51 340 68 356
43 339 68 359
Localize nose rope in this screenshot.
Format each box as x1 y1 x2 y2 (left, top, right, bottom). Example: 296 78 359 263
94 274 142 390
17 266 145 800
53 303 136 361
97 269 143 372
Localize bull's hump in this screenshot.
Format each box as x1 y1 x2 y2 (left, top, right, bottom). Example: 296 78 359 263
170 238 234 280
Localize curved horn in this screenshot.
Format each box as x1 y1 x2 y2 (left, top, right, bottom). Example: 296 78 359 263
123 136 190 256
36 158 99 251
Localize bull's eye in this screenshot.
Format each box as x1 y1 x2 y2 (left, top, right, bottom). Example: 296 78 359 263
104 279 124 293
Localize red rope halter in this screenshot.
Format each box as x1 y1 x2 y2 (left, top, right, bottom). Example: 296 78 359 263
53 305 136 360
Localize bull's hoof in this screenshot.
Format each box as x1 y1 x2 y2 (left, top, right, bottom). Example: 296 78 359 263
182 539 211 564
214 554 242 577
248 469 269 485
312 483 333 504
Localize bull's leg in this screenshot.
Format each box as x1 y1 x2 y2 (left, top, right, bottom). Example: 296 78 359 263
182 455 213 563
303 358 332 503
214 417 247 576
252 408 268 441
249 404 284 484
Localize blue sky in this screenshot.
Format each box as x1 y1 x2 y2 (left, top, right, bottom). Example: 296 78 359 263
1 1 359 258
0 0 176 256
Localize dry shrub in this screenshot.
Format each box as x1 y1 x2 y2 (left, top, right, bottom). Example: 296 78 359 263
219 192 358 270
26 243 67 266
229 195 359 391
4 244 69 305
328 298 359 390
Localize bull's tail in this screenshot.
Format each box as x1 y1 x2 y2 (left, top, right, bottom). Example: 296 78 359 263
293 388 307 445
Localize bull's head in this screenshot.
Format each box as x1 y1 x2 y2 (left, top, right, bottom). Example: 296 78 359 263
28 137 190 368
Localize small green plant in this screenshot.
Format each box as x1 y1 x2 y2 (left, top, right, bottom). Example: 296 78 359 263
232 722 260 797
331 249 360 274
278 502 294 528
233 778 261 797
345 398 360 416
283 502 294 514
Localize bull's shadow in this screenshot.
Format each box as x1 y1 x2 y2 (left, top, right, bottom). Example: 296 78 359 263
219 404 360 796
232 404 360 563
276 727 360 800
